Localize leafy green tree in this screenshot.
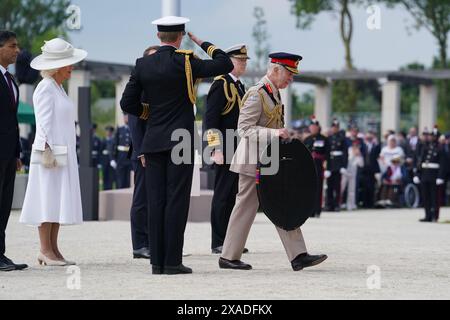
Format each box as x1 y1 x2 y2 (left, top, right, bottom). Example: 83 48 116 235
383 0 450 69
290 0 367 70
383 0 450 130
0 0 71 51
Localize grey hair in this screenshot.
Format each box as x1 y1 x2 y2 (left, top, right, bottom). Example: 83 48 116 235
40 68 59 78
267 62 280 73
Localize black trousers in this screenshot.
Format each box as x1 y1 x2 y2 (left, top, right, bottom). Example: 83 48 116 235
102 163 116 190
210 164 238 249
116 164 132 189
421 181 438 221
146 151 193 267
0 158 16 256
130 160 148 250
361 172 376 208
326 171 342 210
312 161 324 217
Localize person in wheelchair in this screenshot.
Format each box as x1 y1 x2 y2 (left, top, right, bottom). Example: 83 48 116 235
376 155 407 208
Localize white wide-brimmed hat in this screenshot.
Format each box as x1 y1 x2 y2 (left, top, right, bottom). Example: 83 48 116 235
30 38 88 71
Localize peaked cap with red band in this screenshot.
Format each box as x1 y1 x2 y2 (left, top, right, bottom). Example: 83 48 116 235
269 52 302 74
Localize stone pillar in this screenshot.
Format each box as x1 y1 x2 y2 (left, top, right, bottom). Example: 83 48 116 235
18 84 34 138
381 81 401 137
115 74 129 127
314 83 332 132
419 84 437 134
280 85 292 128
68 70 91 122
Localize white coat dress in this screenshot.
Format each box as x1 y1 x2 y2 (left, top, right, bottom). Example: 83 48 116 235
20 77 83 226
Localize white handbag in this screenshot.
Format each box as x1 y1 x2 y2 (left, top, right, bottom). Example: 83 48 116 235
30 145 68 167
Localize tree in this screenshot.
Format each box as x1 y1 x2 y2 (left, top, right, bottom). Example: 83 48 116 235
382 0 450 131
290 0 366 70
383 0 450 69
252 6 270 72
0 0 71 51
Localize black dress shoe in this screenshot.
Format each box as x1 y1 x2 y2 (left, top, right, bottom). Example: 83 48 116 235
218 257 252 270
163 264 192 275
133 247 150 259
1 256 28 271
291 253 327 271
0 260 15 272
419 218 432 222
152 265 163 274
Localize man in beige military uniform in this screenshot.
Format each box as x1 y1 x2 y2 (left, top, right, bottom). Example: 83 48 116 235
219 52 327 271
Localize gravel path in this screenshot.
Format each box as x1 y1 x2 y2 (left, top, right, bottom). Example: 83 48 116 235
1 208 449 300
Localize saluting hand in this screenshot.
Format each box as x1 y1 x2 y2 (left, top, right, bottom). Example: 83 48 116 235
188 32 203 47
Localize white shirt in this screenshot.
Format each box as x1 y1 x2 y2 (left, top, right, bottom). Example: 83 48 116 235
229 73 239 82
0 64 18 102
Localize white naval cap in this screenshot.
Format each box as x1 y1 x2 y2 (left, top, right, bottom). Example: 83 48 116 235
224 43 250 59
152 16 190 32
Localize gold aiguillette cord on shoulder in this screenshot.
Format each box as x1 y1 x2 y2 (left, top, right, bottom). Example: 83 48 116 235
176 49 200 106
214 76 242 116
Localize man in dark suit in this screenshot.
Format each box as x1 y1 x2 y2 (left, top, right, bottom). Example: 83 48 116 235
205 44 249 254
120 16 233 274
0 30 27 271
128 45 160 260
361 131 381 208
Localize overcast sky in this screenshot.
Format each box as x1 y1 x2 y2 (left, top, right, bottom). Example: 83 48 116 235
68 0 447 72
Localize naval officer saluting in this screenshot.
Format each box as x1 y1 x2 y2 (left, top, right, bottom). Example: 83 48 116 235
121 16 233 274
205 44 250 254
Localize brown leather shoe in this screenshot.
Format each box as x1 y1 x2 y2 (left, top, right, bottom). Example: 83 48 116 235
219 257 252 270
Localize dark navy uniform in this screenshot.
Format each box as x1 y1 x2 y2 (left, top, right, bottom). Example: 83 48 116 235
91 134 102 168
416 130 447 222
128 108 149 253
120 28 233 271
101 128 116 190
304 130 329 217
113 125 132 189
206 71 245 251
326 127 348 211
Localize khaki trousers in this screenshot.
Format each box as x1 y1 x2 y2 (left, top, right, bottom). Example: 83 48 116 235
222 174 307 262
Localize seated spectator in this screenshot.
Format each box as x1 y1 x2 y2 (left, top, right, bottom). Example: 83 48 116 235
376 155 407 208
379 134 405 173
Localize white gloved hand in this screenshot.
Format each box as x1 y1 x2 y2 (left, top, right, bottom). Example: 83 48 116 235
324 170 331 179
413 176 420 184
374 173 381 181
340 168 348 175
110 160 117 169
436 178 445 186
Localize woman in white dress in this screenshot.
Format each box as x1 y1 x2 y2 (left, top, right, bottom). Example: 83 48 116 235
20 38 87 266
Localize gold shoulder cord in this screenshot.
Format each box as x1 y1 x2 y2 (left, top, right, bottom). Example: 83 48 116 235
213 76 242 116
259 92 283 127
176 50 197 105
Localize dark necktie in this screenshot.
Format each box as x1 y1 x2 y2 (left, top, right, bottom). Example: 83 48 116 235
235 80 245 95
5 71 16 105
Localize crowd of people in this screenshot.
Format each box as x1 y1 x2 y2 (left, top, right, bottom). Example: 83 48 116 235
300 119 450 221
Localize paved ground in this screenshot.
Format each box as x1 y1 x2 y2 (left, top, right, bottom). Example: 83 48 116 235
1 208 449 300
